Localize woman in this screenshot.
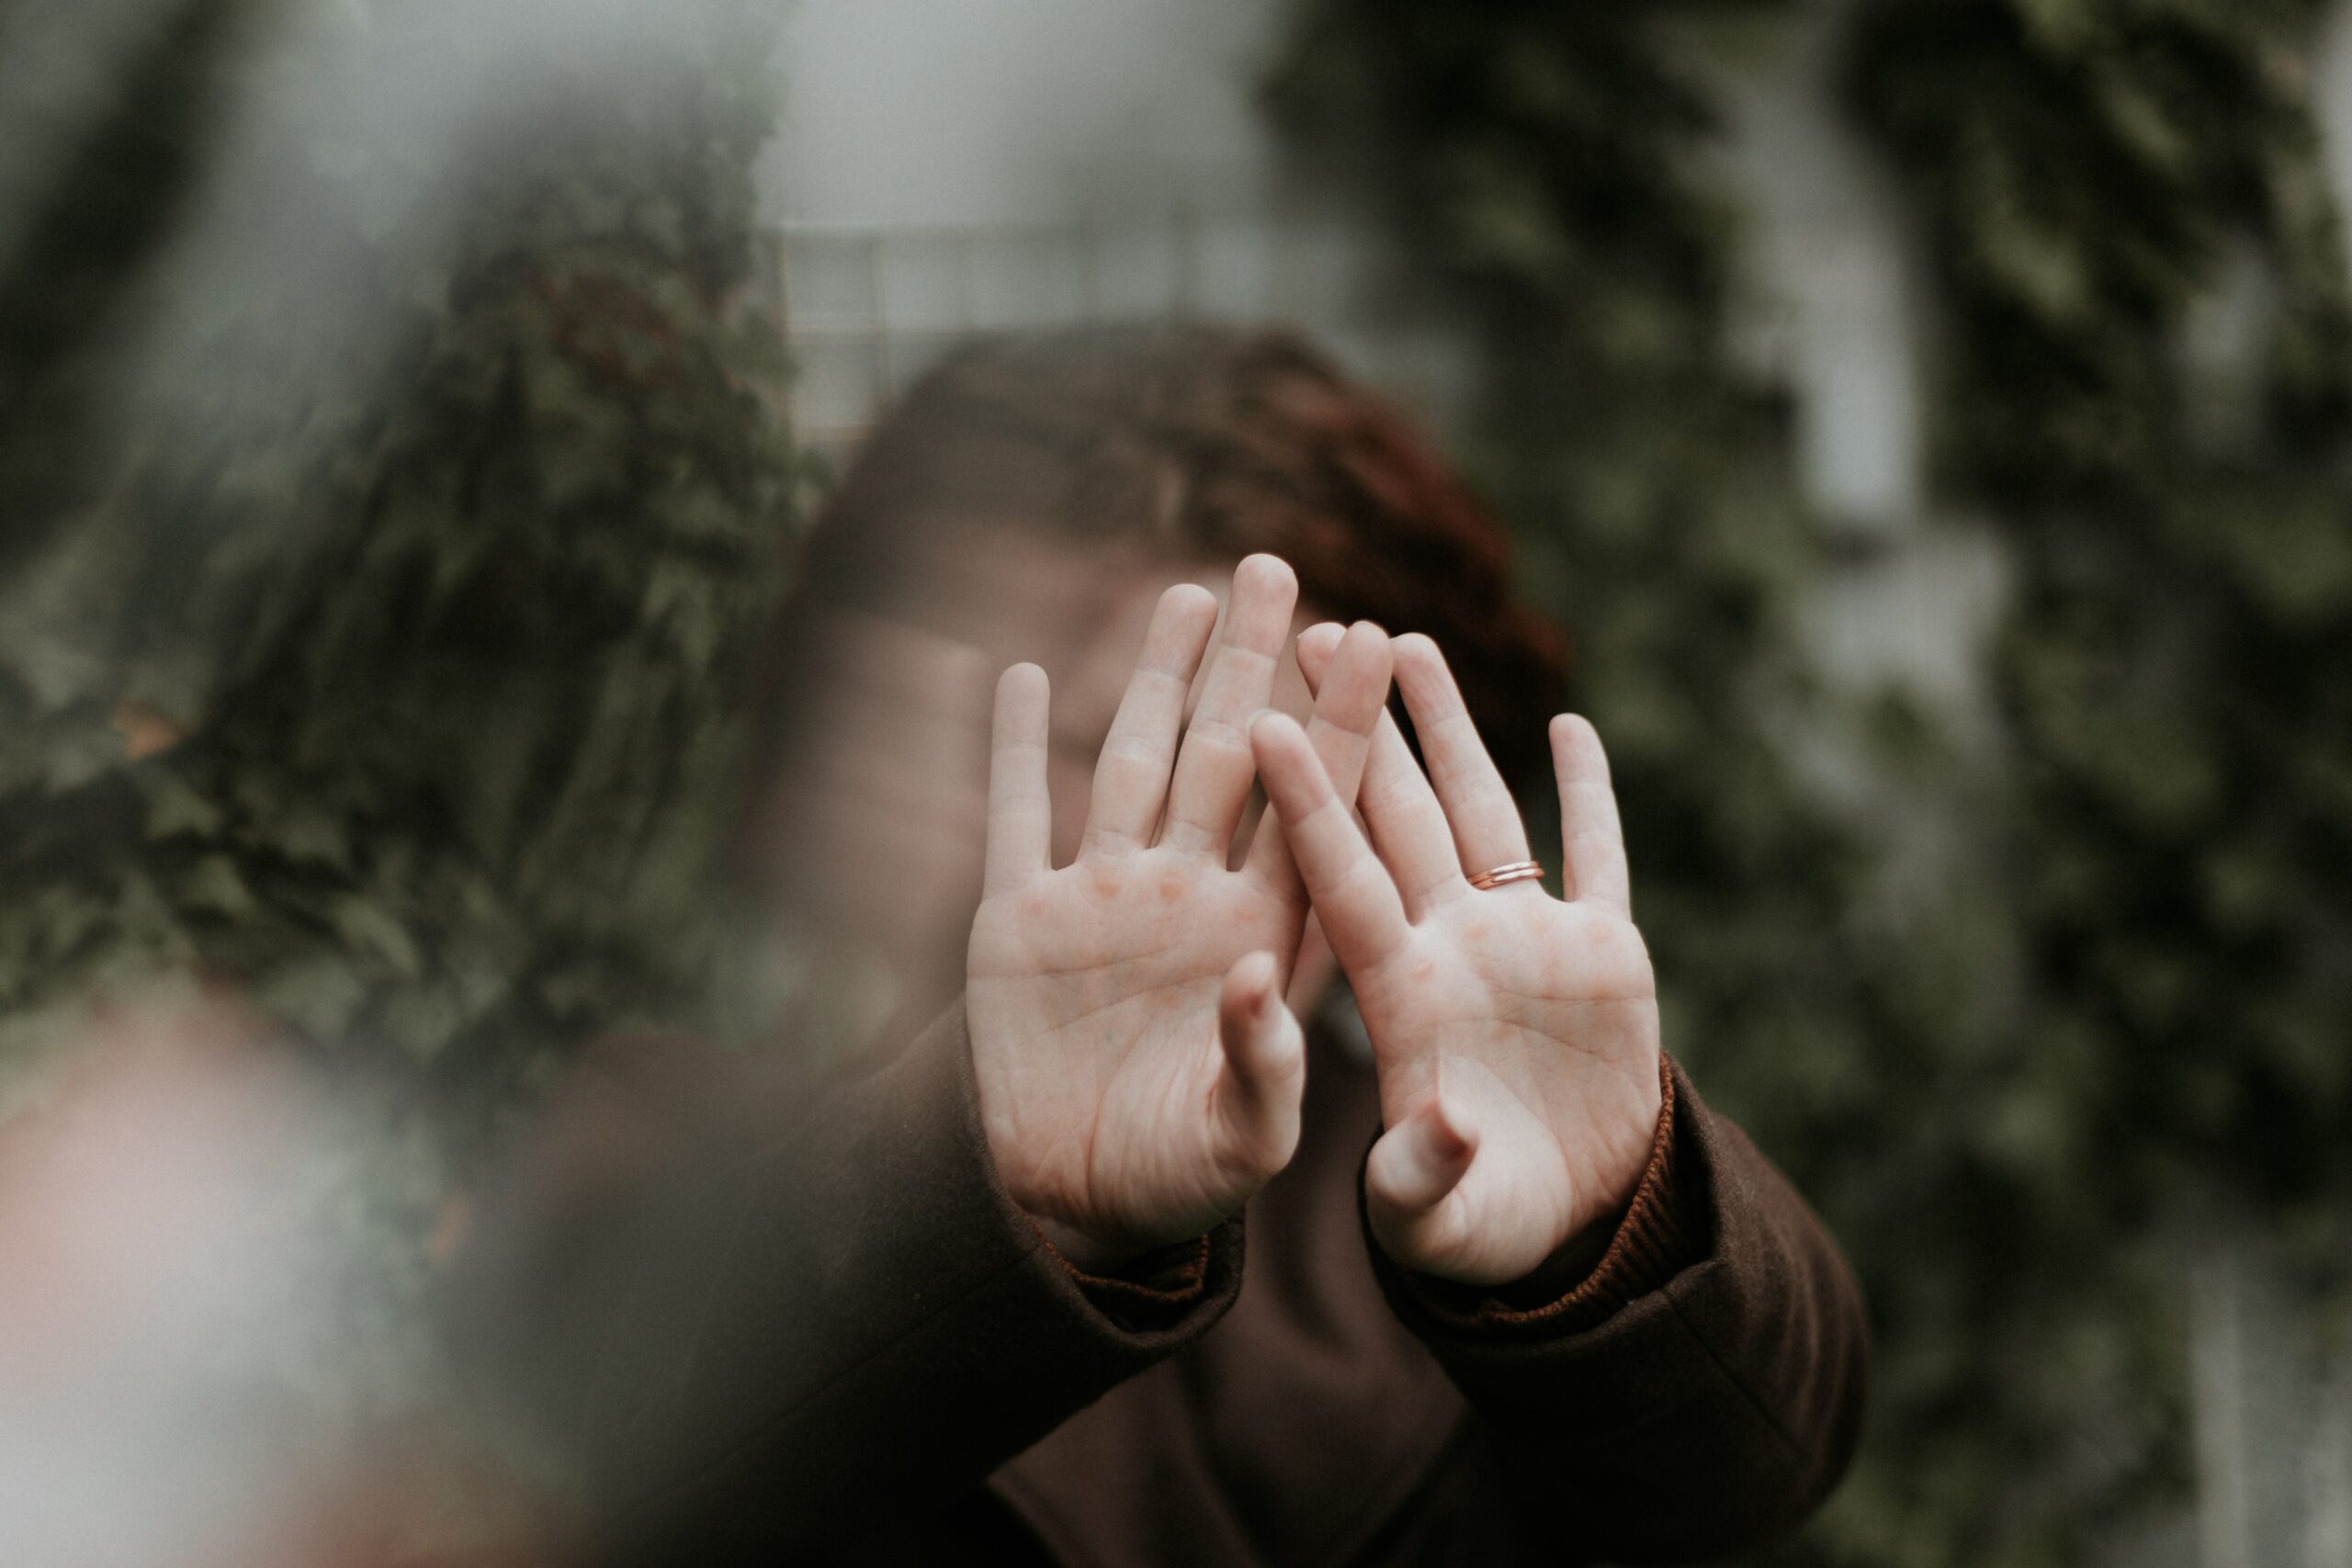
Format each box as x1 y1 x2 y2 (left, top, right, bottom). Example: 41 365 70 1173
744 328 1569 1041
458 327 1868 1565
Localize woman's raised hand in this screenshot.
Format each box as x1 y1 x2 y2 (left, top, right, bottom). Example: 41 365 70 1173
1253 631 1663 1288
966 556 1394 1272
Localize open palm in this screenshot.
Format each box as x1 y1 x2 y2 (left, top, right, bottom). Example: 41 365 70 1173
967 558 1392 1271
1254 631 1663 1287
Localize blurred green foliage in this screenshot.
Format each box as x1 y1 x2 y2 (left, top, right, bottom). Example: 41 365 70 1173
4 0 2348 1550
1272 0 2352 1562
0 0 795 1379
1841 1 2352 1554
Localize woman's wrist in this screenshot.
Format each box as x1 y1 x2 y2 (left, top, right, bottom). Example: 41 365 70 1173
1026 1209 1148 1277
1464 1198 1624 1303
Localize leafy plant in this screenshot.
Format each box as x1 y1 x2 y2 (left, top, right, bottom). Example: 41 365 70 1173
0 0 796 1390
1270 0 2352 1561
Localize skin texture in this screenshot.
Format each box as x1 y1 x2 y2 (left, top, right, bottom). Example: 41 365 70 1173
965 556 1396 1271
760 537 1342 1031
1254 629 1664 1287
966 558 1662 1288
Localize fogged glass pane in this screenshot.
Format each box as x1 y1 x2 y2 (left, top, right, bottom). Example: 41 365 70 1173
967 231 1086 327
879 333 956 398
1270 217 1364 324
791 335 885 437
784 235 877 328
1092 221 1183 320
1192 216 1277 321
1309 324 1385 390
875 235 968 333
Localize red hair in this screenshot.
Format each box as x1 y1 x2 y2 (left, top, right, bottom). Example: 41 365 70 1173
770 325 1566 778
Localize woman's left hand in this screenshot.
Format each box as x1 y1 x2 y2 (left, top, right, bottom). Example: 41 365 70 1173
1252 631 1662 1288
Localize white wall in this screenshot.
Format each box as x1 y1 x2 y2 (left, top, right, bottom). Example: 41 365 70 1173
757 0 1472 455
760 0 1276 229
755 0 1942 545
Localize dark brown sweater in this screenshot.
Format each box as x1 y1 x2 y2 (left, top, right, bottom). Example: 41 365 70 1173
455 1007 1868 1566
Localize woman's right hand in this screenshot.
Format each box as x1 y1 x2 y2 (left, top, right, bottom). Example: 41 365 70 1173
965 556 1393 1272
1253 634 1662 1288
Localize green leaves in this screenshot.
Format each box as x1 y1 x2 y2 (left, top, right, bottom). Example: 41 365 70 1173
1276 0 2352 1560
0 0 797 1413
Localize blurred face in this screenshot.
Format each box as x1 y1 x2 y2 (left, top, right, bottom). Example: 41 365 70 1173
755 525 1318 1002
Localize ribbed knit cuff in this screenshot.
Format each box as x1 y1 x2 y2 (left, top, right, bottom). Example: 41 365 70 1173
1389 1055 1700 1338
1037 1227 1221 1335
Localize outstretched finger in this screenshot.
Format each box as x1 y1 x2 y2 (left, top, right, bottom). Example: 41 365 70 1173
1250 621 1393 892
1363 1099 1476 1262
1393 634 1533 885
984 663 1052 895
1296 628 1464 919
1249 711 1411 972
1209 950 1306 1179
1288 620 1347 707
1163 555 1298 858
1551 714 1631 916
1081 583 1220 857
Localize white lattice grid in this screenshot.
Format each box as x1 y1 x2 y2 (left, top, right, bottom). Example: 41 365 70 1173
761 206 1477 469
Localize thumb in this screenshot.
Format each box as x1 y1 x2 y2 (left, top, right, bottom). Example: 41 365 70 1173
1364 1098 1476 1264
1209 951 1306 1180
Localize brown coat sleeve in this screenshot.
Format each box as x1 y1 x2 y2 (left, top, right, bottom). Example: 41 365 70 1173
1364 1059 1869 1562
447 1006 1242 1565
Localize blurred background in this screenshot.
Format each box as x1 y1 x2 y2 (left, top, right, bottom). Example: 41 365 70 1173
3 0 2350 1562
